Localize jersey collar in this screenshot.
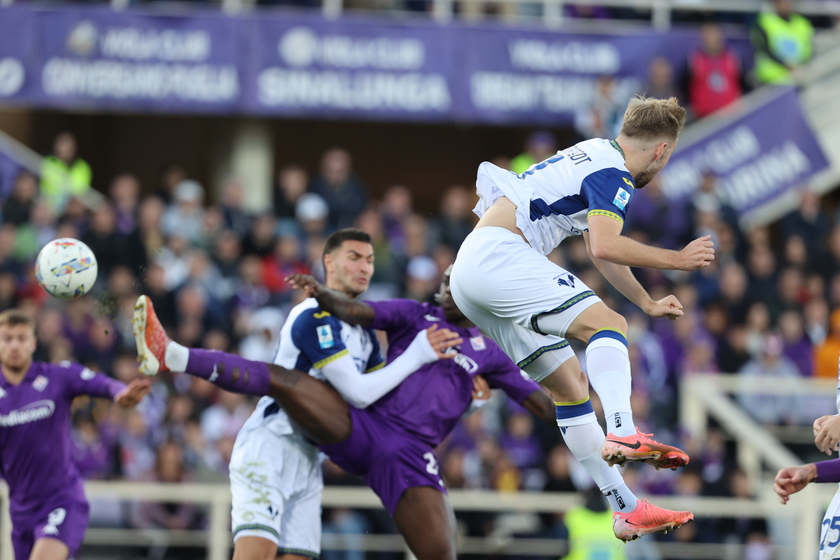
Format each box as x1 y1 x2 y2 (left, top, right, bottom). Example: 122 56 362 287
610 139 626 161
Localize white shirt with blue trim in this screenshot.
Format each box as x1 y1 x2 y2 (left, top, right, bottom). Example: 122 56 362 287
241 298 384 439
473 138 635 256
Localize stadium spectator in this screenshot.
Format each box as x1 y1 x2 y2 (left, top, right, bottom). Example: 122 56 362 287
681 23 747 119
161 179 206 244
3 172 38 227
510 131 557 175
310 148 369 230
641 56 680 101
737 333 802 425
108 173 141 235
273 164 309 221
429 185 477 252
40 131 92 213
574 75 624 140
131 441 202 530
751 0 814 85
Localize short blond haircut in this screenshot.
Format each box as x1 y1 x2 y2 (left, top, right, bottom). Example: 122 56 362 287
0 309 35 331
620 96 686 143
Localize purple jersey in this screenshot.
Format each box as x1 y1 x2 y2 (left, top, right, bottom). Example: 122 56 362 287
0 361 124 517
365 300 540 447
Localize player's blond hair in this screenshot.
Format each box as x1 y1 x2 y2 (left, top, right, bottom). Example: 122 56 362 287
620 96 686 143
0 310 35 331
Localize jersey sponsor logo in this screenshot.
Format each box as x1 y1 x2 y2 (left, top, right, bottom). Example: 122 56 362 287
469 336 486 351
80 367 96 381
424 314 441 322
444 348 479 373
556 274 576 289
0 400 56 427
33 375 49 392
42 508 66 535
313 310 331 319
613 187 631 211
317 325 334 349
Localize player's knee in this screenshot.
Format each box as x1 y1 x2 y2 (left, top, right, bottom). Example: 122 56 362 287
233 536 278 560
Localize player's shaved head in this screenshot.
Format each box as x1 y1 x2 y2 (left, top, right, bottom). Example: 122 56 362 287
620 96 686 145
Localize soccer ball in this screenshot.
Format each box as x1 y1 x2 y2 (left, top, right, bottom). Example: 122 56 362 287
35 238 98 299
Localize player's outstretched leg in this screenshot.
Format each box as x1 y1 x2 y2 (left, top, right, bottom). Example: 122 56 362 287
132 295 351 444
392 487 457 560
543 302 689 470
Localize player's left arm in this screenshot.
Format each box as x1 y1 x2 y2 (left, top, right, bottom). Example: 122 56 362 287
582 231 684 320
64 362 150 407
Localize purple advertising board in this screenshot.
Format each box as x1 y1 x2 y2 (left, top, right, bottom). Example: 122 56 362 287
0 6 754 123
658 87 829 222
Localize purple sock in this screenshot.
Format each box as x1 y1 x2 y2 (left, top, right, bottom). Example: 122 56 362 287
185 349 271 397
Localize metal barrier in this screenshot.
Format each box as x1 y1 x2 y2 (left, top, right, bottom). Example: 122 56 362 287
0 479 821 560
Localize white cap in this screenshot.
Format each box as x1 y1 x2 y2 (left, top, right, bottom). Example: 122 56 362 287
296 193 329 222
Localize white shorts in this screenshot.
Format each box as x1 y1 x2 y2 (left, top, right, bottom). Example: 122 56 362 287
230 428 323 558
821 487 840 559
450 227 599 382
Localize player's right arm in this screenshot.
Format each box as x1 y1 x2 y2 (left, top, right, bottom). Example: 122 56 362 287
286 274 375 326
587 215 714 271
289 311 461 409
583 232 684 319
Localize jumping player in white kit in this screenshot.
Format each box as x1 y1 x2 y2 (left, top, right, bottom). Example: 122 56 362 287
450 96 716 540
774 355 840 558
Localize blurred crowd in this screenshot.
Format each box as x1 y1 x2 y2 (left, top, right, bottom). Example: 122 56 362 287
1 119 838 557
0 4 834 553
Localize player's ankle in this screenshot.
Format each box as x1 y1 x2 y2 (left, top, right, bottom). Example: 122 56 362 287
165 341 189 372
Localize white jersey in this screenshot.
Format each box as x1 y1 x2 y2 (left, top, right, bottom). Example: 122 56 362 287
473 138 635 256
239 298 384 440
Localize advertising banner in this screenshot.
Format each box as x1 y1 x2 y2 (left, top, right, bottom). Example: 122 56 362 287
0 6 755 124
658 87 829 222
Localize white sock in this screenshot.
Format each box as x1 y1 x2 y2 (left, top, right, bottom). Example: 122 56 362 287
556 401 638 513
165 341 189 372
586 335 635 437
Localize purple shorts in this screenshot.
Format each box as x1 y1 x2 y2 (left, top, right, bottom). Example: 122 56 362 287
12 496 90 560
320 407 446 515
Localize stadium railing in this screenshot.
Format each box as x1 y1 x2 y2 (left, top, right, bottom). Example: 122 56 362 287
0 476 820 559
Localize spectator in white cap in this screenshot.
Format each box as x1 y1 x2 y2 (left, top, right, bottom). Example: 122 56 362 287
296 192 330 238
404 255 439 303
238 307 286 363
162 179 206 244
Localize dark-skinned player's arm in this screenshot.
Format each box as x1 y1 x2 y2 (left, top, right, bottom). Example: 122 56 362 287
286 274 375 326
521 389 557 426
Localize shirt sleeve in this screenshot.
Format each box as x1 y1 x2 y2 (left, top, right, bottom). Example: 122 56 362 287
289 309 349 371
482 349 543 405
60 361 125 400
581 167 635 226
364 331 385 373
366 299 423 332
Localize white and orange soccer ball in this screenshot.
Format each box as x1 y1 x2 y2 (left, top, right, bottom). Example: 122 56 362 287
35 238 98 299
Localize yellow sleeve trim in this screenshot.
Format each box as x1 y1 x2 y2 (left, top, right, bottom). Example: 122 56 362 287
313 348 349 370
587 209 623 224
555 396 591 406
365 361 385 373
